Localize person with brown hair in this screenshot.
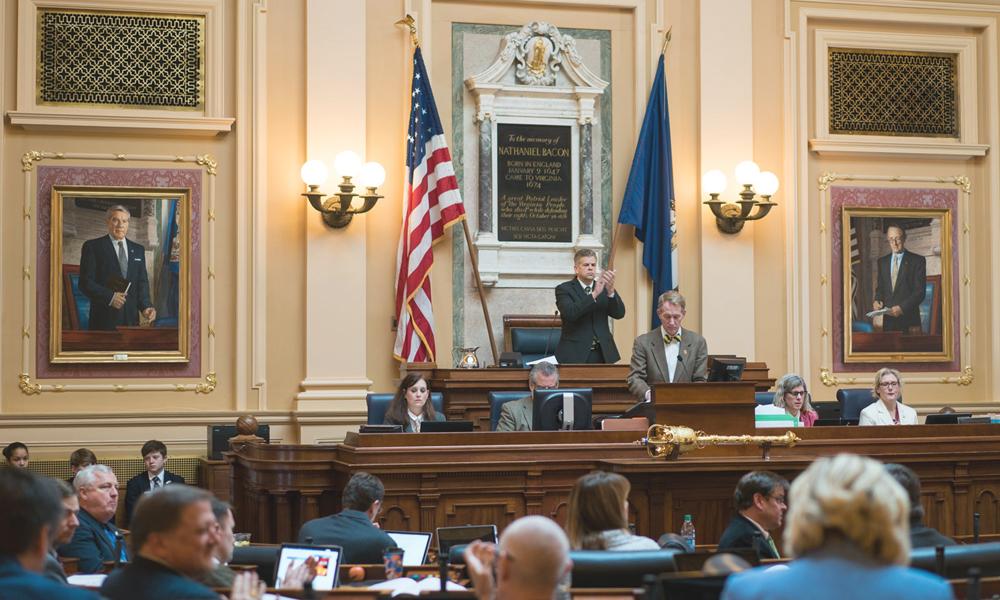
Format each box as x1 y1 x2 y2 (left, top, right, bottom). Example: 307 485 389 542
383 373 445 432
68 449 97 486
566 471 658 551
3 442 29 469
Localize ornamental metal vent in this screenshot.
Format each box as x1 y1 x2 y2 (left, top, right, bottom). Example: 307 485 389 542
38 10 205 109
828 48 958 137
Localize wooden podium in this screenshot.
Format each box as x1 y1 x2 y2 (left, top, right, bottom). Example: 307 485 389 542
651 382 756 434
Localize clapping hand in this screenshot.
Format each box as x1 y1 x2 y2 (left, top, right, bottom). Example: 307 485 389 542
464 540 498 600
601 269 616 295
229 571 266 600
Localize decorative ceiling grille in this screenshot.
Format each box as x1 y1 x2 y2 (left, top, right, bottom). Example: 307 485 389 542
828 48 958 137
38 10 205 109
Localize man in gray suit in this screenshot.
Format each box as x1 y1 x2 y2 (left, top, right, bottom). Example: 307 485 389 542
627 291 708 401
495 363 560 432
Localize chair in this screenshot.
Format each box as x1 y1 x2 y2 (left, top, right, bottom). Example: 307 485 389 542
365 392 444 425
754 392 773 406
488 391 526 431
570 549 679 588
910 542 1000 578
601 417 650 431
836 389 875 421
503 315 561 363
231 544 280 586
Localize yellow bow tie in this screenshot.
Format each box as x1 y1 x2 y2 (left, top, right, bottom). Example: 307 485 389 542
663 333 681 344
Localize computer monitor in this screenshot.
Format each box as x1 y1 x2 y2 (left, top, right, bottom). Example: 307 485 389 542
707 357 746 382
925 412 973 425
420 420 474 433
531 388 593 431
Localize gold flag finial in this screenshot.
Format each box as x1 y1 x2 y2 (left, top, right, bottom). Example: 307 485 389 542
661 26 672 55
395 14 419 48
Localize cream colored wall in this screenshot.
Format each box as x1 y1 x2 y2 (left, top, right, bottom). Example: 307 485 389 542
4 0 995 461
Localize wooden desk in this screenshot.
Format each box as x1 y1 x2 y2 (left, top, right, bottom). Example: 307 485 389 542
229 424 1000 550
426 365 774 430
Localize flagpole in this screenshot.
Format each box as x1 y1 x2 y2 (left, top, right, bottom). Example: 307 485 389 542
397 15 499 366
609 27 670 273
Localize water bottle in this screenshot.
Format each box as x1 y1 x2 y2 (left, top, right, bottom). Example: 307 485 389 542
680 514 696 552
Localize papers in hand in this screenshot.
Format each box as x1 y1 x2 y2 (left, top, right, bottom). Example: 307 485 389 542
368 576 466 596
866 308 890 318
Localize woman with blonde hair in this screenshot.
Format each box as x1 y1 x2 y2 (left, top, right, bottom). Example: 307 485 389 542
860 367 917 426
566 471 658 550
721 454 951 600
771 374 818 427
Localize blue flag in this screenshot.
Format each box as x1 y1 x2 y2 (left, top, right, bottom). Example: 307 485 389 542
618 54 676 329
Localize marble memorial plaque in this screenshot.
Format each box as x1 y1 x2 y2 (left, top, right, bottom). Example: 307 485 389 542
496 123 572 242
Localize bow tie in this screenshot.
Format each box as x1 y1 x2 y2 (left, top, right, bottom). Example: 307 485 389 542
663 333 681 344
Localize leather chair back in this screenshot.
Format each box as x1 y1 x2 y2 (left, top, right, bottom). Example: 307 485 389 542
910 542 1000 578
836 388 875 421
488 391 525 431
510 328 560 363
570 549 679 587
366 392 444 425
231 544 280 586
754 392 773 405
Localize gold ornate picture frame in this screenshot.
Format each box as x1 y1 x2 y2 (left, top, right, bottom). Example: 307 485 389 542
49 186 192 363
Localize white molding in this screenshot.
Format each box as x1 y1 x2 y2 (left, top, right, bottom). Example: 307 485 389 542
9 0 234 135
235 0 269 411
809 140 989 159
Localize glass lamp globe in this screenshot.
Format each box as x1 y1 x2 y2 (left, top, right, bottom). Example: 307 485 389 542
734 160 761 187
702 170 727 195
359 162 387 189
756 171 779 197
300 160 329 188
333 151 362 179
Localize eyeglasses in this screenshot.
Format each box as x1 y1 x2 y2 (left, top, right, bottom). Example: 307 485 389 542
769 494 787 506
879 381 900 388
785 391 806 397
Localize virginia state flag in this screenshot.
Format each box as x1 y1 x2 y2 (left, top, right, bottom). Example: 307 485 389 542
617 54 676 329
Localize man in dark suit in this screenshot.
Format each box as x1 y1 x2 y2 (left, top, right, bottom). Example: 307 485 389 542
297 472 395 564
627 290 708 401
101 485 221 600
555 249 626 364
873 225 926 333
0 468 98 599
124 440 185 527
719 471 789 559
495 363 560 432
58 465 126 573
885 463 956 549
78 205 156 331
42 480 80 585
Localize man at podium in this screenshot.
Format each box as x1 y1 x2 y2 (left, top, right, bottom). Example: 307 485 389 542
554 249 625 364
627 291 708 401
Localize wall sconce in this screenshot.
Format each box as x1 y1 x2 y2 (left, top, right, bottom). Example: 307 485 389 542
702 160 779 234
300 151 386 228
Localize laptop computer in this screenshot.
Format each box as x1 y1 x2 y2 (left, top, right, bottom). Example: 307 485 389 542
421 420 474 433
436 524 498 557
386 531 433 566
274 543 343 591
359 424 403 433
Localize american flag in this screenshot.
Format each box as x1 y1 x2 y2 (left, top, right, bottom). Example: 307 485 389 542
393 47 466 363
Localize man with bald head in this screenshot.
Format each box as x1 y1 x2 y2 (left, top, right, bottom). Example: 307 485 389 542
464 516 572 600
873 225 926 333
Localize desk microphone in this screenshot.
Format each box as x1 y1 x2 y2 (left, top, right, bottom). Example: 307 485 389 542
542 310 558 358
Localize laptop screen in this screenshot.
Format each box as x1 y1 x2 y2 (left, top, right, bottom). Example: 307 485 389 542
386 531 433 566
436 525 498 557
274 544 342 591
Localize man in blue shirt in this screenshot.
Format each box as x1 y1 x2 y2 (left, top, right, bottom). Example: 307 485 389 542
0 468 98 599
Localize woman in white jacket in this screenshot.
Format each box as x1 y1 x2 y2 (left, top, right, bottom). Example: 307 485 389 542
859 367 917 426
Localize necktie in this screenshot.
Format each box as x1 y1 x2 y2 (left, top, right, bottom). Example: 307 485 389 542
117 240 128 278
106 526 127 561
152 476 161 489
584 285 592 295
891 254 900 290
664 333 681 344
766 536 780 558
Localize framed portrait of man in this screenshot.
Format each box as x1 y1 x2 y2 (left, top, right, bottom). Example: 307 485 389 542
840 207 953 363
49 187 191 363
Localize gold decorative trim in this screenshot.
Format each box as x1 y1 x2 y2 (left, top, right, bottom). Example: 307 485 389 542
196 372 217 394
19 373 41 395
817 172 840 191
196 154 218 175
940 366 974 386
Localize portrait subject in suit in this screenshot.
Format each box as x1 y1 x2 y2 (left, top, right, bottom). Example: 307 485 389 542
78 205 156 330
554 249 626 364
627 290 708 401
872 225 926 333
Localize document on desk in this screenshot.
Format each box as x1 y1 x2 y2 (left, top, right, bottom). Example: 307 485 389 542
526 355 558 366
866 308 890 318
368 576 466 596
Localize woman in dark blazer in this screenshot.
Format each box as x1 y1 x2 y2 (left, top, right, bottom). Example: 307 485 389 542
384 373 445 432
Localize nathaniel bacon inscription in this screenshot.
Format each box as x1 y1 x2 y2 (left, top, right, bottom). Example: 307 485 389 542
496 123 572 242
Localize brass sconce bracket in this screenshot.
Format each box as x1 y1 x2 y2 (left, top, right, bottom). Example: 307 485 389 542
703 184 777 234
303 177 383 229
